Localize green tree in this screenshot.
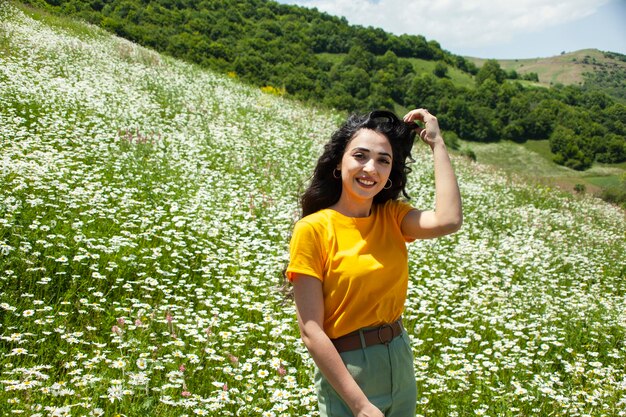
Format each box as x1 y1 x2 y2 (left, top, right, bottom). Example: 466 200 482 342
602 104 626 136
524 99 561 139
433 62 448 78
550 126 592 170
387 34 415 58
474 79 501 108
342 45 375 71
440 96 499 142
455 56 479 75
522 72 539 82
475 59 507 86
405 74 441 111
596 134 626 163
353 26 388 55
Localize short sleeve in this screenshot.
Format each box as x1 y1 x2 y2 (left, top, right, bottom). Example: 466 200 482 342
387 200 416 242
392 200 414 225
286 220 325 282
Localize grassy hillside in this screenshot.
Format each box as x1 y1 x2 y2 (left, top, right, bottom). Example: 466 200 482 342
466 49 626 196
469 49 626 93
16 0 626 180
1 3 625 417
458 139 626 197
405 57 475 88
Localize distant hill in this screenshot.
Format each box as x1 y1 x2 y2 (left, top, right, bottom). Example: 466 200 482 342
468 49 626 101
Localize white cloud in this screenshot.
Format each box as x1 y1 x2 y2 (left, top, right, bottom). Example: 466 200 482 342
286 0 611 49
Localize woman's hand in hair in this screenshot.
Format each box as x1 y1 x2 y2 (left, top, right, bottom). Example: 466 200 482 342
400 108 463 240
403 108 444 150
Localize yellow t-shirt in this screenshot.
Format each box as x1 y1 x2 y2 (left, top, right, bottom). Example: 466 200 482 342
286 199 415 339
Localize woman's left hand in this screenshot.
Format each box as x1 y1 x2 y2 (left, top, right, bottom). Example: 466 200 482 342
403 108 444 149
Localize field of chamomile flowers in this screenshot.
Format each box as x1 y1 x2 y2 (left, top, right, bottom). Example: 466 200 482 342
1 3 625 417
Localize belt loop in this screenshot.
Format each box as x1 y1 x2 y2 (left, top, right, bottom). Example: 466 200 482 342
358 328 367 350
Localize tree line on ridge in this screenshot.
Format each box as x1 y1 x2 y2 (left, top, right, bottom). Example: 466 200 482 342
22 0 626 170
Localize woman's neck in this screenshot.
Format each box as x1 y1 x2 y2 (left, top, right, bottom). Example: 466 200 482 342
329 196 373 218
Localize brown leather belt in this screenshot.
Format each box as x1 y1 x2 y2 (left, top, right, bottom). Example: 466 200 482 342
331 319 403 353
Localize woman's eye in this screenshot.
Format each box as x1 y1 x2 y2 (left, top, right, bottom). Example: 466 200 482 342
379 158 391 165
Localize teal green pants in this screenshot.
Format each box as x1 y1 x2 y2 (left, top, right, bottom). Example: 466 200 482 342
315 329 417 417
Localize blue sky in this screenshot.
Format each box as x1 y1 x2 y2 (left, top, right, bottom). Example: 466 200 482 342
275 0 626 59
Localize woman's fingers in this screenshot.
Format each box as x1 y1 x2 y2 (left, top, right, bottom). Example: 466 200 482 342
403 108 432 122
403 108 425 123
405 109 443 148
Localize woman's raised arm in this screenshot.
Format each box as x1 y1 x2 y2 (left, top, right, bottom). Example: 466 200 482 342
401 108 463 240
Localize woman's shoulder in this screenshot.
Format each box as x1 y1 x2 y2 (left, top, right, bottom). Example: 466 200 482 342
375 199 415 225
295 209 335 230
377 199 414 213
291 210 336 243
299 208 334 223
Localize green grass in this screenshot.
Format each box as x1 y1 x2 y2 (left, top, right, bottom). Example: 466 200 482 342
1 3 625 416
316 52 346 65
406 57 475 87
521 138 553 159
458 138 626 196
585 175 622 188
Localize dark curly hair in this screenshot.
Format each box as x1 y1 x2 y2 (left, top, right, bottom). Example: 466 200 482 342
301 110 417 217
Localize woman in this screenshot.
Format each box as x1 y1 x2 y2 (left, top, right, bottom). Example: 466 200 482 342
286 108 462 417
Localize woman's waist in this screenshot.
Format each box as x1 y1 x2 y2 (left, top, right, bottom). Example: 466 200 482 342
330 318 404 353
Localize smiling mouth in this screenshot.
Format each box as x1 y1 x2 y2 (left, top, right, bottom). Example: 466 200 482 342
356 178 376 187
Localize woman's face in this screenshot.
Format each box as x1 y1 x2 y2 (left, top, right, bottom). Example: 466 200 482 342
337 128 393 206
